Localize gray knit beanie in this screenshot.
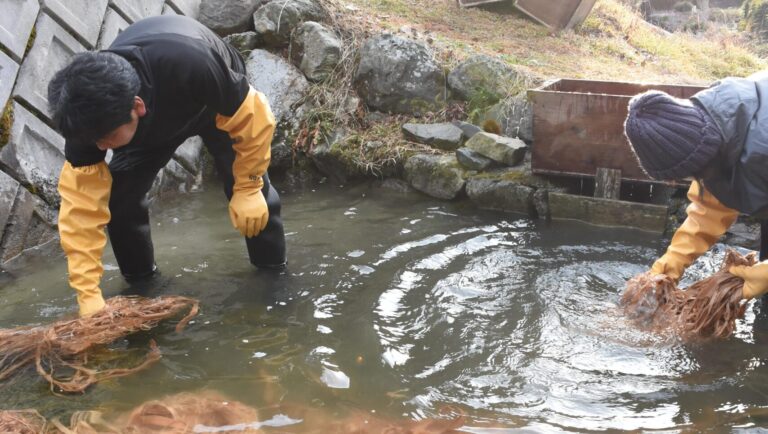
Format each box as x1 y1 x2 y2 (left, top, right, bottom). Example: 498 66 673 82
624 90 723 180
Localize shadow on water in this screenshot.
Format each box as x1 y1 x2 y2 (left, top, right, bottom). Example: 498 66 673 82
2 178 768 432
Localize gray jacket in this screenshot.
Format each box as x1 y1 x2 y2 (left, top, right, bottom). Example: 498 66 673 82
693 70 768 218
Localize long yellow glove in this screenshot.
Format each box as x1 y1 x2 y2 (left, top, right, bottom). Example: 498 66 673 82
58 161 112 316
215 87 275 238
651 181 739 282
729 262 768 299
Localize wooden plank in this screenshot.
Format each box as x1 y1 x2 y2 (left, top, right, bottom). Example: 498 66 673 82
528 78 707 183
458 0 508 7
594 168 621 199
548 192 668 233
515 0 583 29
566 0 598 29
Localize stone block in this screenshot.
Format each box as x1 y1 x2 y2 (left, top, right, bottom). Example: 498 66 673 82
97 8 130 50
404 154 466 200
13 14 87 120
41 0 109 48
0 102 66 205
401 122 463 151
548 192 667 233
466 178 535 216
110 0 164 23
167 0 201 17
0 170 20 237
0 0 39 61
162 3 179 15
0 51 19 108
465 132 527 167
174 136 204 173
0 185 35 263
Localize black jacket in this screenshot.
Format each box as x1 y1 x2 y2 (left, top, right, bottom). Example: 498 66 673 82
66 15 249 168
693 70 768 217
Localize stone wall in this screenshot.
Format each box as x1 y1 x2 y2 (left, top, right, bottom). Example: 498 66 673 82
0 0 203 268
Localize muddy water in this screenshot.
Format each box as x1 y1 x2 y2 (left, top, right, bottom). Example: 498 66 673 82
2 180 768 432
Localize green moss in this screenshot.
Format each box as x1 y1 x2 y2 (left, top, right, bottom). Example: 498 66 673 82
0 100 13 147
24 26 36 57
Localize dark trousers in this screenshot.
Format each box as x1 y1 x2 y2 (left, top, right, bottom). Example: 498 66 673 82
107 116 286 279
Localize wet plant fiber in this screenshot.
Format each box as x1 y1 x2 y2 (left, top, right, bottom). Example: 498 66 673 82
621 250 754 339
0 296 199 393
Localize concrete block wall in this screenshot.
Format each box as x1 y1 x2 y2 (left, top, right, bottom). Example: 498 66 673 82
0 0 203 267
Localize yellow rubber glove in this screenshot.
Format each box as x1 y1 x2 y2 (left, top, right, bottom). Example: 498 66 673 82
58 161 112 316
215 87 275 238
228 189 268 238
651 181 739 282
729 262 768 299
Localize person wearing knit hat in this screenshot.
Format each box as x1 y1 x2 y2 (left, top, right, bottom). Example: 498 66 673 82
624 71 768 301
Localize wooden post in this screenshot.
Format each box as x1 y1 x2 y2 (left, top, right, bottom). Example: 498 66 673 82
595 167 621 200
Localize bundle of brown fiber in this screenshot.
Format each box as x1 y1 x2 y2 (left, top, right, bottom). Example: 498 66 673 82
621 250 755 339
48 391 466 433
0 410 47 434
0 296 198 393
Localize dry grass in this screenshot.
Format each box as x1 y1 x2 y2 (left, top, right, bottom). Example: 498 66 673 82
329 0 765 85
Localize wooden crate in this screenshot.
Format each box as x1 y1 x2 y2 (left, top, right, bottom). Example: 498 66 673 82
527 79 707 183
514 0 598 30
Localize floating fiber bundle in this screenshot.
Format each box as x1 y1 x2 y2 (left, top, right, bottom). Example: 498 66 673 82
0 296 199 393
622 250 754 339
0 410 47 434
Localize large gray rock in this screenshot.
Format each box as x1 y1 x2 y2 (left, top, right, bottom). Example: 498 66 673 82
174 136 204 173
354 34 447 116
245 49 310 124
224 31 261 55
0 0 39 61
448 55 520 105
466 177 535 216
199 0 264 35
480 94 533 142
452 121 482 141
309 129 360 184
291 21 341 82
253 0 326 47
404 154 466 200
465 132 527 166
724 221 760 250
167 0 202 17
0 102 65 206
402 123 463 151
455 148 493 171
270 141 292 170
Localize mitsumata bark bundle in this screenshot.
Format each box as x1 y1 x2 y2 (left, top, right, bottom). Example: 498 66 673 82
0 296 198 393
622 250 753 339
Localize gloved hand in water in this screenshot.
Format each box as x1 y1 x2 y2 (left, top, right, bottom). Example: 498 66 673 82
651 181 739 282
729 262 768 299
229 188 268 238
215 87 275 239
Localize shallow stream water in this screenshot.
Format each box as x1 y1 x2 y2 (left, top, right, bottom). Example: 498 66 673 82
2 179 768 432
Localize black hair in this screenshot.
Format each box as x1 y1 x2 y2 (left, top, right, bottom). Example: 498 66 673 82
48 51 140 144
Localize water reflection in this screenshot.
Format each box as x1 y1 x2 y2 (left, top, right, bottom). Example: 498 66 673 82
1 180 768 431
